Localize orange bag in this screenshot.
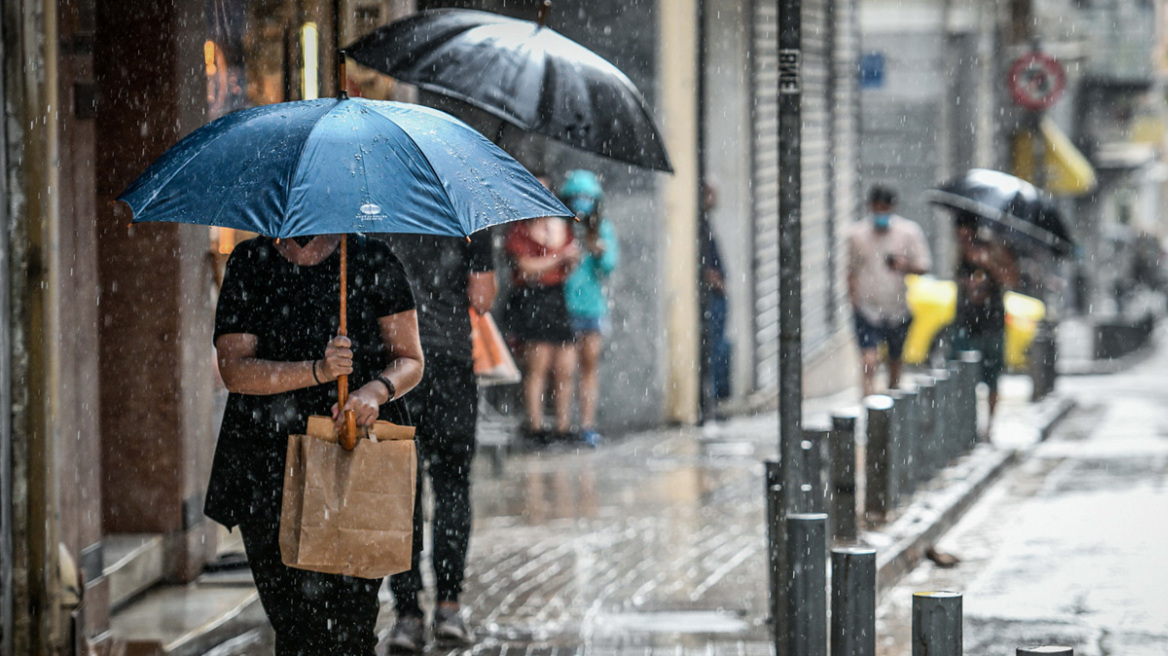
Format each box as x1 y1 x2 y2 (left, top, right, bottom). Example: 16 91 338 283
470 310 522 386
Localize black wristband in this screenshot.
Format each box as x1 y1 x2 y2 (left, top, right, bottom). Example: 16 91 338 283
375 375 395 402
312 360 322 385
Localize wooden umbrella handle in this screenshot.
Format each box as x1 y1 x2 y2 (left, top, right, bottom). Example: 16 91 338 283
338 235 358 450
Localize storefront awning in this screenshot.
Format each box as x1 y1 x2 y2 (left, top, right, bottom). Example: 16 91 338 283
1013 117 1098 196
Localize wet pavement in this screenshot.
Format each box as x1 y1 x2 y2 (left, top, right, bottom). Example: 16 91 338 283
382 416 780 654
876 331 1168 656
194 354 1083 656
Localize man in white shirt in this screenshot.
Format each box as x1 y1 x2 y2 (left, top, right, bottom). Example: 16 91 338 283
846 186 932 396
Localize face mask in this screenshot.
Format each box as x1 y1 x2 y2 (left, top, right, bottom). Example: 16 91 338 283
873 214 891 230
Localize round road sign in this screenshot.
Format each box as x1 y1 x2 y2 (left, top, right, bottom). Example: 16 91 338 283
1008 52 1066 111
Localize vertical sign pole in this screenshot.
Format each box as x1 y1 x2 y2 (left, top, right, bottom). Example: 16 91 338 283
775 0 803 652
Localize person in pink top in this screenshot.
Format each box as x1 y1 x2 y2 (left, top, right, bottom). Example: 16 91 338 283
846 185 932 396
503 177 582 442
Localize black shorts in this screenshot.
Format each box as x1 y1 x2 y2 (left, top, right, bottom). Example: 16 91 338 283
504 284 574 344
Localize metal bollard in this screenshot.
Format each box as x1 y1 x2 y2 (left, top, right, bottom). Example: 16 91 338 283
829 412 859 543
959 351 983 450
863 395 894 522
887 391 906 508
766 460 783 635
894 388 919 501
1017 647 1073 655
802 427 830 513
911 591 962 656
1029 320 1058 401
831 547 876 656
788 513 828 656
930 369 953 468
914 378 937 484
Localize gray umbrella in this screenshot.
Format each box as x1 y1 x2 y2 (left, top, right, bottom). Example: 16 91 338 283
343 8 673 173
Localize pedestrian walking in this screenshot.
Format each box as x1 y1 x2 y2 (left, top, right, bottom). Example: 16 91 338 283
561 170 619 447
699 182 731 421
953 211 1019 433
504 176 582 443
380 230 497 651
208 234 424 656
846 185 932 396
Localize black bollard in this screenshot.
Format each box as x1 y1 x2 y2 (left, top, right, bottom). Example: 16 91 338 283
766 460 783 634
894 387 919 500
829 412 859 543
788 513 828 656
958 351 983 450
914 378 937 484
911 591 962 656
803 427 830 512
1029 320 1058 401
831 547 876 656
930 369 953 468
863 395 894 523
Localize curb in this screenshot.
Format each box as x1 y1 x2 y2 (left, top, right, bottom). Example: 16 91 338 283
872 393 1076 597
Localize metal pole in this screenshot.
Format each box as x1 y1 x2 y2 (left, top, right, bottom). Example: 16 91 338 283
887 390 905 508
894 388 918 500
767 460 783 632
911 592 962 656
776 0 803 651
959 350 983 450
863 395 893 523
802 428 829 512
787 514 828 656
1017 648 1073 656
930 369 952 467
915 377 937 483
831 547 876 656
829 413 858 543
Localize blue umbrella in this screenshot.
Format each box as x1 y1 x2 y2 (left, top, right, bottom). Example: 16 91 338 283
117 96 569 448
117 96 570 238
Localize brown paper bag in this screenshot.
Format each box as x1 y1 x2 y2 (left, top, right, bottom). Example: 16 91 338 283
280 416 417 579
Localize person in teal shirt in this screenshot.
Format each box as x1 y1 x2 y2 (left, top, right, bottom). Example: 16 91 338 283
561 170 619 446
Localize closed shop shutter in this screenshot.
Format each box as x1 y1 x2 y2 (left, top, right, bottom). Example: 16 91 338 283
750 0 780 390
831 0 861 326
751 0 856 391
799 0 833 354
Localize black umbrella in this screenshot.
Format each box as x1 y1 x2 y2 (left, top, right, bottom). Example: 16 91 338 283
342 8 673 173
925 169 1074 256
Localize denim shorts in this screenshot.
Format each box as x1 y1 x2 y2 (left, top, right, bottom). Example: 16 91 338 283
570 315 608 338
853 312 912 360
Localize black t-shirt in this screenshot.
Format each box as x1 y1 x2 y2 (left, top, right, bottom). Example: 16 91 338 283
955 259 1006 335
205 236 415 528
379 231 493 361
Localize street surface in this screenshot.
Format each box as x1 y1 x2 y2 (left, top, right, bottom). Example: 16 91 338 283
876 334 1168 656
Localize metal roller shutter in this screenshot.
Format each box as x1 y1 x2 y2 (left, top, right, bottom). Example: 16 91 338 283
750 0 780 390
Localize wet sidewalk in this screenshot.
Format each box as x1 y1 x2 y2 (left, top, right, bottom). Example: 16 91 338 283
175 368 1065 656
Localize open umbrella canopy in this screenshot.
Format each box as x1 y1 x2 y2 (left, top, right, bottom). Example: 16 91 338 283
118 96 571 238
925 168 1074 256
343 8 673 173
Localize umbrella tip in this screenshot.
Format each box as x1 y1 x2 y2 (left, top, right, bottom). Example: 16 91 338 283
537 0 551 26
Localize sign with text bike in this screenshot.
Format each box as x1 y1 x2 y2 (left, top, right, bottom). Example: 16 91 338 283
1008 51 1066 112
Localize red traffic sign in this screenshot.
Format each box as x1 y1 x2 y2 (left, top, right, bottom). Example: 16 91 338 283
1008 52 1066 111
